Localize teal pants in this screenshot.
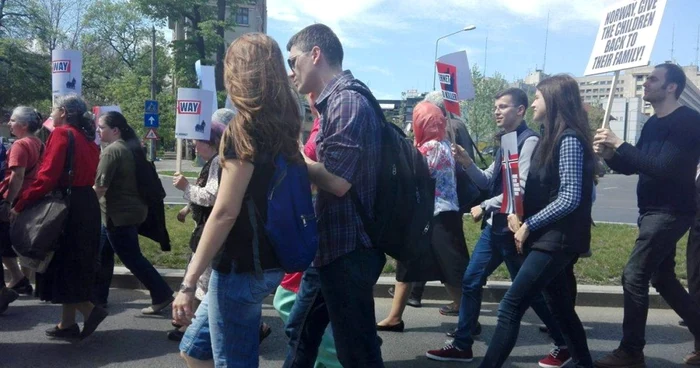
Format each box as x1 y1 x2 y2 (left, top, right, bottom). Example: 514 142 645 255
273 286 341 368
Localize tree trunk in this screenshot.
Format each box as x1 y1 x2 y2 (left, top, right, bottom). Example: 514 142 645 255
192 5 206 62
214 0 226 91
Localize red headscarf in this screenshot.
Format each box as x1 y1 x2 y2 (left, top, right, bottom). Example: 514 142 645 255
412 101 446 148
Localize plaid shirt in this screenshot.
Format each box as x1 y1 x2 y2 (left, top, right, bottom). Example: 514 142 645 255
525 136 584 231
313 71 381 267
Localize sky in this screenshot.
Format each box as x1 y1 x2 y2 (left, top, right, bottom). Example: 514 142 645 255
266 0 700 100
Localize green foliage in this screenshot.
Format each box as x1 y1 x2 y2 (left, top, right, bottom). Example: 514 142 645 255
460 65 509 147
0 39 51 110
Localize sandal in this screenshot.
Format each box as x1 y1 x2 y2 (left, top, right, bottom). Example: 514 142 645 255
259 322 272 344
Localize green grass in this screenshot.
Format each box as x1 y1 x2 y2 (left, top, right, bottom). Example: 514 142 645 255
157 170 200 177
136 208 690 286
381 219 690 286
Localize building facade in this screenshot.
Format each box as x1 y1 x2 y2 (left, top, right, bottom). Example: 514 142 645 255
576 63 700 114
169 1 266 47
608 97 649 144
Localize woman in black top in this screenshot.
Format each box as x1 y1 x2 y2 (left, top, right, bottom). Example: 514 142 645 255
172 33 302 367
479 75 595 368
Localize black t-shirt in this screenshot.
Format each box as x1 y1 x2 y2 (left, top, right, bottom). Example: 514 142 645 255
211 146 281 274
608 106 700 216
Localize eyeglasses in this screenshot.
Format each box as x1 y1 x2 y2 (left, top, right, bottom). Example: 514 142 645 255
493 104 515 112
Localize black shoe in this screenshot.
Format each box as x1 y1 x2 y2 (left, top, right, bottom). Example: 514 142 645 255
680 320 688 327
167 328 185 342
446 322 481 338
406 297 422 308
377 321 405 332
259 323 272 344
46 324 81 339
539 325 549 333
10 278 33 295
0 288 19 314
80 306 108 339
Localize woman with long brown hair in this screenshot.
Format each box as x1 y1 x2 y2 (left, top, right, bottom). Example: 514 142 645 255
172 33 302 367
478 75 595 367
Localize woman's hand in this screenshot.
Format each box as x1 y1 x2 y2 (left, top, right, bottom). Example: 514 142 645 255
513 222 530 255
173 174 189 191
172 290 196 327
451 144 473 168
177 206 190 223
507 214 522 233
470 205 484 222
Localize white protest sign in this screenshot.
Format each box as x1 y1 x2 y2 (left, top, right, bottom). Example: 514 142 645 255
584 0 667 76
195 60 219 114
499 131 523 216
175 88 214 141
51 50 82 100
437 50 476 100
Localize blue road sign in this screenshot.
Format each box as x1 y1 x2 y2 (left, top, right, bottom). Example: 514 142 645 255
145 100 158 114
144 113 159 128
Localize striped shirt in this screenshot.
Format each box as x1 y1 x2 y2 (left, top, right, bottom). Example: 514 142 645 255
525 136 584 232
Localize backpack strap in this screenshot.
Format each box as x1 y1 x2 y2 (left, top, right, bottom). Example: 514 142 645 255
333 83 386 241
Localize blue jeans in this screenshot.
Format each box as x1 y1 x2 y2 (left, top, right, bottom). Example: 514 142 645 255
621 211 700 352
180 265 284 367
453 225 566 350
94 224 173 305
479 249 592 368
283 248 386 368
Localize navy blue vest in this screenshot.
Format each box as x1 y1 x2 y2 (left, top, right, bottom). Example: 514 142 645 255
487 121 538 234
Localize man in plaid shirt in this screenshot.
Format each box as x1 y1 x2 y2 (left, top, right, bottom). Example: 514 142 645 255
282 24 386 368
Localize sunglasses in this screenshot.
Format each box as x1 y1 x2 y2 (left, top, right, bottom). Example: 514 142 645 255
287 50 310 71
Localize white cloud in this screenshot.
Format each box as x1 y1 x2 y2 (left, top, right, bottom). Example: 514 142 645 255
358 65 394 76
269 0 615 49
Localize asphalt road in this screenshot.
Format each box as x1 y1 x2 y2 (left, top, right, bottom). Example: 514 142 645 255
0 288 694 367
161 174 642 224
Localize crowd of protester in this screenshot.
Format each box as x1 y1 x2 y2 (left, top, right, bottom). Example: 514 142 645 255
2 23 700 368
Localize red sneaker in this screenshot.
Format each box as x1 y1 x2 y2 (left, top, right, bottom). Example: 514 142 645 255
426 344 473 362
538 346 572 368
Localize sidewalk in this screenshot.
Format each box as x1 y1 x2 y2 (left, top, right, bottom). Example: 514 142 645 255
106 266 671 309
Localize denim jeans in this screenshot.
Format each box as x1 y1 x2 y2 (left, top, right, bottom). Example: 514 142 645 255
283 248 386 368
94 224 173 305
621 211 700 352
479 249 592 368
180 265 284 367
453 225 566 350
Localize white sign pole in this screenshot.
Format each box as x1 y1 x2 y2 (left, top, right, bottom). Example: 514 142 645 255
176 138 183 174
602 70 620 129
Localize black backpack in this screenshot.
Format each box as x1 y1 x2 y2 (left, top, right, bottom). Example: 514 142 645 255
342 83 435 263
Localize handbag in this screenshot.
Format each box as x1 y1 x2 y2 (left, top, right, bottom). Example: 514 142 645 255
10 131 74 260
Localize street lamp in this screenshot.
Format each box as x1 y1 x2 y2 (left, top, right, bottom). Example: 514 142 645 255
433 25 476 90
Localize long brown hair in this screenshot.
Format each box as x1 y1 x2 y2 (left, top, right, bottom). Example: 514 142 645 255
535 74 595 168
221 33 302 164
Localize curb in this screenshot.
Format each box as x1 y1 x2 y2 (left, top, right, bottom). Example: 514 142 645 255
106 267 672 310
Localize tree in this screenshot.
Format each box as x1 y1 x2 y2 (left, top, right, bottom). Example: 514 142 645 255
134 0 243 90
460 65 509 148
0 39 51 110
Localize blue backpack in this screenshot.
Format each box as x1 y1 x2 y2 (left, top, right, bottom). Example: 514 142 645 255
247 154 318 275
